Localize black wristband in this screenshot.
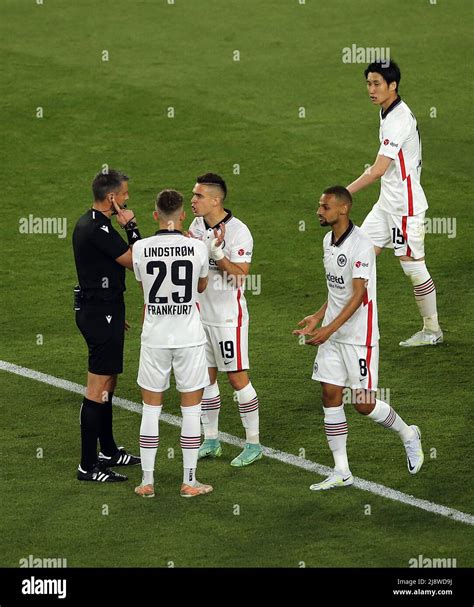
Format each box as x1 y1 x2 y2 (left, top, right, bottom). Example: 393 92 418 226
125 222 142 245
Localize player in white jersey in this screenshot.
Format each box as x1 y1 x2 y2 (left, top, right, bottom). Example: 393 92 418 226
294 186 423 491
346 60 442 347
132 189 213 498
188 173 263 467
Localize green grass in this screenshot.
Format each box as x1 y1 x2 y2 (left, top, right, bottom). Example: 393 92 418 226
1 0 473 568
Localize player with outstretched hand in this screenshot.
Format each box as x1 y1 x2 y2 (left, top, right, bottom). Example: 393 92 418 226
188 173 263 467
133 189 213 498
346 60 442 347
294 186 423 491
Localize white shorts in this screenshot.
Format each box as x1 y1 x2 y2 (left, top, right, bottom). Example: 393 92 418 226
203 323 250 372
312 340 379 391
137 344 210 393
361 203 425 259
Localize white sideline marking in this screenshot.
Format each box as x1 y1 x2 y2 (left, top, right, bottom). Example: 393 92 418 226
2 360 473 526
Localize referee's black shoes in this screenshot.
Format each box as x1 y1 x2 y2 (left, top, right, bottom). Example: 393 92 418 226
98 446 141 467
77 464 127 482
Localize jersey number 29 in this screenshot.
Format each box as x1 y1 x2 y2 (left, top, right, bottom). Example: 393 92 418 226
146 260 193 304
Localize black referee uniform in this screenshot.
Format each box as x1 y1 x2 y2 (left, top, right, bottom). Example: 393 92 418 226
73 209 129 375
73 207 139 481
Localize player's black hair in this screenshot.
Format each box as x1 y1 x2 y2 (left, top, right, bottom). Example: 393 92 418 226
92 169 129 201
322 185 352 206
196 172 227 200
155 189 184 215
364 60 401 92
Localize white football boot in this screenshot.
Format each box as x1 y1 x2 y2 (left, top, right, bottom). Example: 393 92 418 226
403 425 424 474
399 329 443 347
310 471 354 491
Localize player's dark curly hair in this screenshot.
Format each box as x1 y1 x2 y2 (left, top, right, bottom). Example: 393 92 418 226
364 60 401 92
196 172 227 200
92 169 129 201
155 189 184 215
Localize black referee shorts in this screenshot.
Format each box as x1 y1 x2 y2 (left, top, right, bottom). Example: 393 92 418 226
76 299 125 375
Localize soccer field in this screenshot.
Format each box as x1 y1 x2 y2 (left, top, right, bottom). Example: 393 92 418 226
1 0 473 582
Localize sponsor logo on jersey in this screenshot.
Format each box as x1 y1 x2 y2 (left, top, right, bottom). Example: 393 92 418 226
337 254 347 267
383 138 389 145
326 272 344 284
355 261 369 268
100 225 109 233
238 248 244 256
105 315 112 323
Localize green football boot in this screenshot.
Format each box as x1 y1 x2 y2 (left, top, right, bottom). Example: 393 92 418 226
230 443 263 467
198 439 222 460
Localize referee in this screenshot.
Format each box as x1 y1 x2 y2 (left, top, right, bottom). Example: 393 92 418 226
73 169 141 483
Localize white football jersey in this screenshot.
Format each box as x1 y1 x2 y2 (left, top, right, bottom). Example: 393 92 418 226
132 230 209 348
322 223 379 347
377 97 428 216
188 209 252 327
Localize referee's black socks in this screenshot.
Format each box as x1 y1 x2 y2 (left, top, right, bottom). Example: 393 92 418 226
80 397 102 471
98 391 119 457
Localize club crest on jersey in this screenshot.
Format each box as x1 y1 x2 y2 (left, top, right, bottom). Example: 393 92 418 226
337 254 347 267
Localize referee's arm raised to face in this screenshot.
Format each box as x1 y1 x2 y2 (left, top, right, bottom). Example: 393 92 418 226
72 169 142 481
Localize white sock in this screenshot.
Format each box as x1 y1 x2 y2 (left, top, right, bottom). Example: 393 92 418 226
323 405 350 476
236 382 260 444
368 399 415 443
201 382 221 440
181 404 202 486
400 260 439 331
139 403 162 485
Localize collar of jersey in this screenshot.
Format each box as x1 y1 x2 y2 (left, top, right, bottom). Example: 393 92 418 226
204 208 233 230
331 221 354 247
154 229 183 235
90 208 111 222
380 95 402 120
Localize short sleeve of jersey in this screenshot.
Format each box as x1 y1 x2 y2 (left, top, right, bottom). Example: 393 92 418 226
132 242 142 282
188 218 201 237
378 114 411 160
197 241 209 278
90 223 129 260
229 226 253 263
351 246 374 281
